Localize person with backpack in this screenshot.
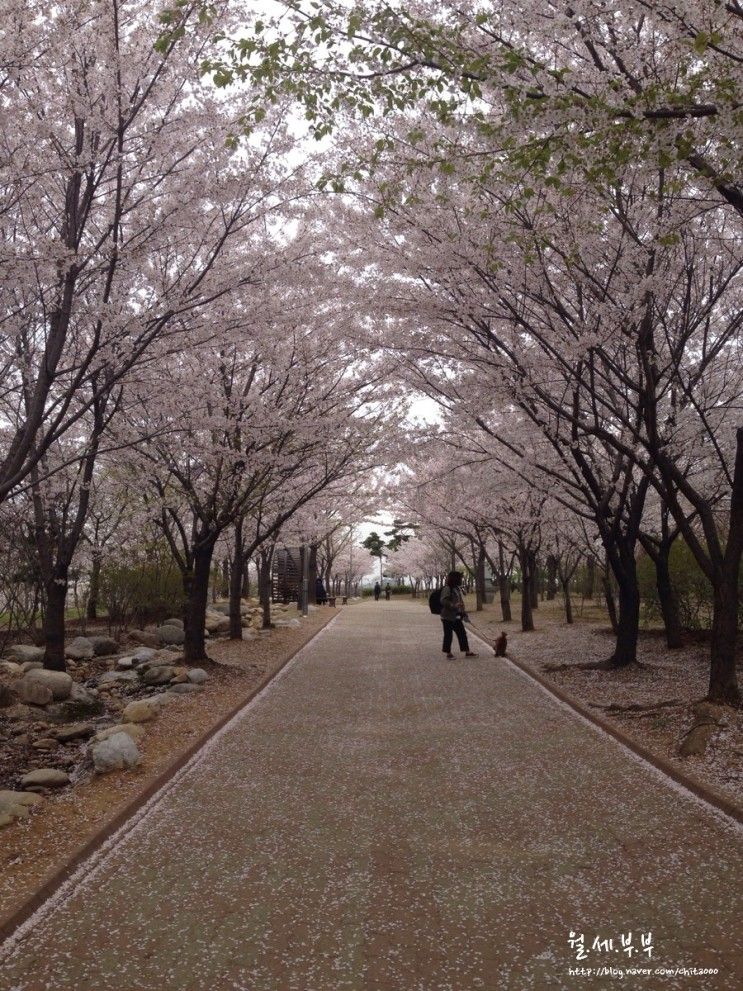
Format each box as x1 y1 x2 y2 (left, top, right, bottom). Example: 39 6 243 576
431 571 478 660
373 581 381 602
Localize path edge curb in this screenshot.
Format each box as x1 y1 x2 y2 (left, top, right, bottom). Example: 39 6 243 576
468 623 742 826
500 648 743 827
0 610 339 945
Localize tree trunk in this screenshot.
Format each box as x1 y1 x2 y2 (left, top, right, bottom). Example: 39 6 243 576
655 541 683 649
529 561 539 609
709 568 741 704
497 541 512 622
603 572 619 634
499 574 512 622
241 561 251 598
259 547 274 628
607 553 640 668
475 543 486 612
546 555 557 600
583 557 596 599
228 521 244 640
706 429 743 703
308 543 318 604
562 579 573 624
183 542 215 663
87 553 101 621
519 545 535 632
43 571 68 671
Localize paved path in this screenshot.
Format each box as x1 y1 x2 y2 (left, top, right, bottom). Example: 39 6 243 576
1 601 741 991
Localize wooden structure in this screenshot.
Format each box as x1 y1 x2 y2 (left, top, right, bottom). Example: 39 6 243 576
272 546 302 603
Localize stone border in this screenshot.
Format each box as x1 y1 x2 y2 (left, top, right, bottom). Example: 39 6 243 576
0 609 340 946
469 627 743 827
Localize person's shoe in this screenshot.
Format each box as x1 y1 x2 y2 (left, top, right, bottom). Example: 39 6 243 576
465 651 478 657
445 653 455 660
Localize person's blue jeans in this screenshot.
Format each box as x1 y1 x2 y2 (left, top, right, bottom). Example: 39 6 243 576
442 618 469 654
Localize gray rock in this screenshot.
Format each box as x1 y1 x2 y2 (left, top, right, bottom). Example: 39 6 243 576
162 618 184 629
132 647 156 664
47 684 105 721
98 670 138 686
187 668 209 685
95 723 146 743
129 630 160 648
679 721 717 757
167 683 203 695
20 768 70 789
139 650 182 670
5 645 45 664
20 660 44 673
141 665 176 686
90 635 119 657
210 603 231 616
0 790 44 825
18 679 54 706
31 737 59 751
145 693 176 707
0 684 16 707
24 668 73 701
53 722 95 743
65 636 95 661
91 732 140 773
205 618 230 636
122 699 160 723
4 703 33 721
116 656 135 670
0 660 23 676
157 625 185 646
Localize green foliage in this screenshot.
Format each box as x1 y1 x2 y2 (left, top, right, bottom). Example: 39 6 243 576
361 531 386 558
100 550 183 629
637 540 743 631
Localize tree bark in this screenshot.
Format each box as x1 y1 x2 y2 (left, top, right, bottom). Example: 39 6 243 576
709 569 740 704
583 557 596 598
529 564 539 610
497 540 512 621
707 429 743 705
228 520 244 641
259 547 274 628
475 542 486 612
603 571 619 634
183 542 215 663
546 555 557 600
43 571 69 671
518 544 535 632
561 579 573 624
86 553 101 621
308 543 318 604
607 553 640 668
655 540 683 649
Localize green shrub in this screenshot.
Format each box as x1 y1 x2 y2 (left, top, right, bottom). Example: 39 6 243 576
637 539 741 631
100 550 183 628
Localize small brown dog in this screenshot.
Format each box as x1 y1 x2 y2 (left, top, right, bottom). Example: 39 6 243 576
494 631 508 657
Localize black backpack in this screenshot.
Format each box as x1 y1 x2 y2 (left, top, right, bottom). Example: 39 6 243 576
428 588 442 614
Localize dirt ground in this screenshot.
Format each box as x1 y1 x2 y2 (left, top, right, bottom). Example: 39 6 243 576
466 593 743 810
0 605 336 924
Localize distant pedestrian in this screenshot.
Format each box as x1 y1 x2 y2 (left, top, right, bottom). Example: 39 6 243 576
439 572 478 660
384 584 391 601
374 581 381 602
315 577 327 605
